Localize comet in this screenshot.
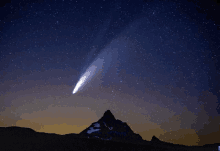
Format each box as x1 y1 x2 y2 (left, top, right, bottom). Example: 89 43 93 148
72 58 105 94
72 65 97 94
72 39 121 94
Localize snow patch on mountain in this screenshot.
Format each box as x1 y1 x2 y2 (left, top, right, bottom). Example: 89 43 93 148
87 127 100 134
94 123 100 128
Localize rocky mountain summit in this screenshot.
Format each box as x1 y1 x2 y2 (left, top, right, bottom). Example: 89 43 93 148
79 110 143 143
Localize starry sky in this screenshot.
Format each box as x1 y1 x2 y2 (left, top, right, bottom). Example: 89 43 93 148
0 0 220 146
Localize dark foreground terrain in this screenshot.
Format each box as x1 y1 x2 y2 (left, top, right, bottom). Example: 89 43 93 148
0 126 219 151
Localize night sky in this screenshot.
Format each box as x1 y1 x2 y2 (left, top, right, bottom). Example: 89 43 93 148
1 0 220 146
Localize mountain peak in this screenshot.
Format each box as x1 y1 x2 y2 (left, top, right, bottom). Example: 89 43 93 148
79 109 143 142
102 110 116 121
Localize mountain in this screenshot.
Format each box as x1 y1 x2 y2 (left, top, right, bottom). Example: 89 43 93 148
0 110 220 151
79 110 143 143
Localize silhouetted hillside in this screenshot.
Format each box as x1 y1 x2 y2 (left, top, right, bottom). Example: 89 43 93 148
1 110 220 151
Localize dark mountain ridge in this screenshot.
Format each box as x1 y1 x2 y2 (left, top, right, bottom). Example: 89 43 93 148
79 110 143 143
0 110 219 151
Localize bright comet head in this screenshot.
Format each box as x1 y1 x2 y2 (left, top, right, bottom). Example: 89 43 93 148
72 63 101 94
72 47 118 94
72 65 97 94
